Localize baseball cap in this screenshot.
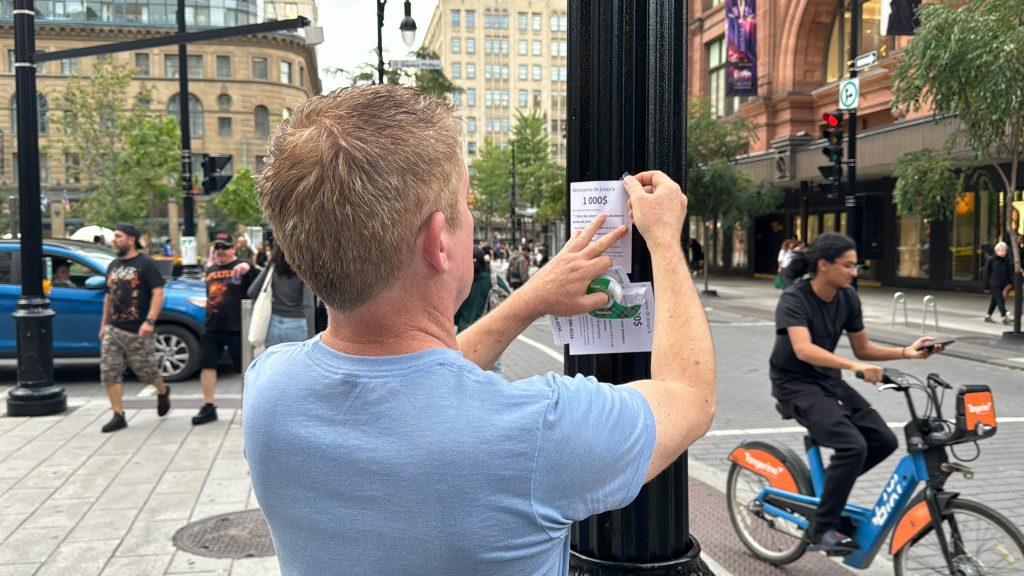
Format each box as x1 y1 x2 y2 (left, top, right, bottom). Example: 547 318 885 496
115 224 143 249
212 232 233 247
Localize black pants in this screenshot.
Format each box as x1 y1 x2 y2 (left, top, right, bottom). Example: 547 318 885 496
780 383 898 537
988 290 1007 317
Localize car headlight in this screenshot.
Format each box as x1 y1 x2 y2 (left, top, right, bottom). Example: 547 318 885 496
187 296 207 309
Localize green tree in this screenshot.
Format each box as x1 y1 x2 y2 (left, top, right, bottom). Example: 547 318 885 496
212 168 262 227
326 48 461 102
891 0 1024 330
511 109 565 231
53 58 179 237
469 139 510 239
686 98 783 292
891 149 966 219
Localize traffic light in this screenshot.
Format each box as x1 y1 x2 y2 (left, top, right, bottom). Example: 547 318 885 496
201 154 233 195
819 111 845 193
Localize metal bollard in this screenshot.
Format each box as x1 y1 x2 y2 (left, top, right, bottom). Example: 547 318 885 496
891 291 908 327
922 295 939 334
241 298 253 392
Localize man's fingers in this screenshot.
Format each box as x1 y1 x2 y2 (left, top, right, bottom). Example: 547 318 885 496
573 213 609 248
584 225 628 256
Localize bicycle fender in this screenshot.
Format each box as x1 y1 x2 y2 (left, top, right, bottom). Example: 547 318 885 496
728 439 811 495
890 491 960 555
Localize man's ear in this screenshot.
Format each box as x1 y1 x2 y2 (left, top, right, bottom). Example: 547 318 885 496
421 211 450 273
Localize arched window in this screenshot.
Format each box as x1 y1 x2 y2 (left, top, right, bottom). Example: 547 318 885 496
11 93 49 134
254 105 270 138
167 93 204 137
217 93 232 110
825 0 883 83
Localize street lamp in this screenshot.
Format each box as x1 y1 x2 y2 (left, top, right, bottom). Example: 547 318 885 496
377 0 418 84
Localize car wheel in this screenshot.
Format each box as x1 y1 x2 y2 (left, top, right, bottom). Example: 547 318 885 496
155 324 200 382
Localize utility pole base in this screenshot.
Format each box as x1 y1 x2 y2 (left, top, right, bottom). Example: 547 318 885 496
998 331 1024 348
7 385 67 416
570 536 714 576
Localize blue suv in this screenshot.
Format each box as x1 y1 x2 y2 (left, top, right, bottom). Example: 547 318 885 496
0 239 207 381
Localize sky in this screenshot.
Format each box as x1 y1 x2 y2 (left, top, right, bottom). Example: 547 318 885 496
316 0 441 92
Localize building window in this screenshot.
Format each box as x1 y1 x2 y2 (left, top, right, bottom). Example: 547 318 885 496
532 13 541 31
6 49 13 74
532 90 542 108
949 190 997 281
466 63 476 79
254 105 270 138
707 38 745 117
60 58 77 76
465 10 475 28
218 117 232 137
134 53 149 76
551 14 559 31
168 93 203 137
39 155 49 184
468 141 477 155
252 57 268 80
280 60 293 84
518 12 527 30
451 9 460 27
10 93 48 134
65 153 80 184
452 37 461 53
897 214 930 278
164 55 179 78
466 37 476 54
187 55 203 78
467 88 476 107
518 89 527 108
452 62 461 79
217 93 232 110
532 65 541 81
826 0 883 84
256 155 267 173
453 91 462 106
216 55 231 78
501 39 509 55
518 40 527 56
518 64 527 80
467 117 476 133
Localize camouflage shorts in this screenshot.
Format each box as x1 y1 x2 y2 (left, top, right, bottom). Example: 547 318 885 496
100 325 159 386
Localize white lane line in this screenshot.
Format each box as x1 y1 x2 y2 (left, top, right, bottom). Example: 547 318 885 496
707 417 1024 437
136 385 157 397
515 334 564 364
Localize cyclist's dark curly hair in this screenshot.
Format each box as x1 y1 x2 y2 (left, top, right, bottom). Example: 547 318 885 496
783 233 857 280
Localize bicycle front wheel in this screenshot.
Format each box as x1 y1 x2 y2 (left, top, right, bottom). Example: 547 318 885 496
894 498 1024 575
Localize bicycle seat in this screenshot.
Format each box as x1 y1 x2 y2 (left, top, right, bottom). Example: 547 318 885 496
775 402 795 420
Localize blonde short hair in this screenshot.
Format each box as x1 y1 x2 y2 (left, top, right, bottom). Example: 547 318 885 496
257 86 464 311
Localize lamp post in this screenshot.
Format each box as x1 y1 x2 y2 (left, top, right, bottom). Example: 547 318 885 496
377 0 418 84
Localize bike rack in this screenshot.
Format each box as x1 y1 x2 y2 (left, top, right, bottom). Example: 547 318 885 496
891 292 908 327
922 295 939 333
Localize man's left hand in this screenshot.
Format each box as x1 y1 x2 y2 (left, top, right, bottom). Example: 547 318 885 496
904 336 941 359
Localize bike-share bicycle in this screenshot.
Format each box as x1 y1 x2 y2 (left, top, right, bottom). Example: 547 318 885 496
725 368 1024 574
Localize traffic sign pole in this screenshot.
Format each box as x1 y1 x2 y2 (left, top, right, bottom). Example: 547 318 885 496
846 0 863 287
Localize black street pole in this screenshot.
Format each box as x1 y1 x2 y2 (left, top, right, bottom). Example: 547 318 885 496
567 2 709 574
846 0 863 275
377 0 386 84
509 141 517 243
8 0 67 416
177 0 197 273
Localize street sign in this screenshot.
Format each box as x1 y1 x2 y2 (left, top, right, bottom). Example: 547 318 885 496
839 78 860 111
850 51 878 72
389 59 443 70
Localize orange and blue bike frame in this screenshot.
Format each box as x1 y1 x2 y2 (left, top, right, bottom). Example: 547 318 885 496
751 444 946 569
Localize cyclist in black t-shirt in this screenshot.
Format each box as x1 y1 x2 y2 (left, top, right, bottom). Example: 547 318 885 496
769 233 944 555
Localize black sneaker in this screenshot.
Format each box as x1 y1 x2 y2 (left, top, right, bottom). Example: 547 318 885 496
157 385 171 417
1002 316 1012 325
192 404 218 425
807 530 860 555
101 412 127 433
984 316 996 323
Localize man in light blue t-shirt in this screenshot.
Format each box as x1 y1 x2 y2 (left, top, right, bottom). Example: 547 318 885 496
245 85 716 576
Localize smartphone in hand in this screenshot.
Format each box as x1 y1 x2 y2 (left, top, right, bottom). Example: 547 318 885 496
917 339 954 352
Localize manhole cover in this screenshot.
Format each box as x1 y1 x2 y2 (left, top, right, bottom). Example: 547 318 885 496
173 509 276 558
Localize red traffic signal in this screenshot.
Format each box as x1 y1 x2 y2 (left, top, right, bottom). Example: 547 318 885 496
823 111 842 128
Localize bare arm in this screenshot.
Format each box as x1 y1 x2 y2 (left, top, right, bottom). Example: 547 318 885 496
619 171 716 483
457 214 628 369
100 293 110 340
139 287 164 337
846 330 939 362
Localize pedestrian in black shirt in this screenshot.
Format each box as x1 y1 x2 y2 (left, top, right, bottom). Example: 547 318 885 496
99 224 170 433
195 232 258 425
769 233 944 555
983 241 1013 325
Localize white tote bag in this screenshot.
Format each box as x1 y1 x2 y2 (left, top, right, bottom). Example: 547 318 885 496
248 265 274 348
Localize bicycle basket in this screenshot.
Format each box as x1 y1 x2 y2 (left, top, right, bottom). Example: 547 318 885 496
945 385 998 445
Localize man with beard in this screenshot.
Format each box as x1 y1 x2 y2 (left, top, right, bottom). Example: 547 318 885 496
99 224 170 432
194 232 257 425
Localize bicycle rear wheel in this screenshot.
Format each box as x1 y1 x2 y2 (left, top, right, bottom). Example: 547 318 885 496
726 463 809 565
894 498 1024 575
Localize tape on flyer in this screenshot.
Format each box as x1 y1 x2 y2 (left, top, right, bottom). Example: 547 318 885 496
586 275 645 319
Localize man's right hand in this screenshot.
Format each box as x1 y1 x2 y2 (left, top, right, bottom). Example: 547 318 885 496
622 171 687 252
98 325 105 341
851 362 883 383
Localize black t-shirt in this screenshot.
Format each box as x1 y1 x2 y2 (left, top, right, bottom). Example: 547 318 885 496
769 281 864 398
106 254 166 332
204 258 257 332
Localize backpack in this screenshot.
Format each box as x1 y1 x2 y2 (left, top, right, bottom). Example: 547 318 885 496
507 254 529 284
484 273 511 314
